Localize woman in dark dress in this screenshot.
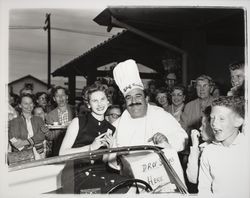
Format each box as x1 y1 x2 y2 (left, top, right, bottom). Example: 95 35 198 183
59 83 114 155
59 83 130 194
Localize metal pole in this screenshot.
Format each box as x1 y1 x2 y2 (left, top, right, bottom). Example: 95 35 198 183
44 13 51 89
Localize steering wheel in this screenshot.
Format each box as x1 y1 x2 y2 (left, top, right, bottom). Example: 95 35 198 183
107 178 153 194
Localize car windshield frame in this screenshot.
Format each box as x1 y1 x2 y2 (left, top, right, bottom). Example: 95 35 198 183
8 145 188 194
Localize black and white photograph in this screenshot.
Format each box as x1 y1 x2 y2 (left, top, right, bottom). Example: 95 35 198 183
1 0 250 197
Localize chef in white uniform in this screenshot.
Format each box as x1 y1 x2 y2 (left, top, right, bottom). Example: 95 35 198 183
107 60 188 165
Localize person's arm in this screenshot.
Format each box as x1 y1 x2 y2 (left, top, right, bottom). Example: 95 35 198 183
186 129 200 184
179 104 189 131
28 117 45 146
8 119 17 141
40 124 53 140
186 147 200 183
59 117 88 155
198 150 213 195
59 118 109 155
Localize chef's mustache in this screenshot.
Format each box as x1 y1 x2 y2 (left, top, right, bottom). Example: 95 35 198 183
129 102 142 107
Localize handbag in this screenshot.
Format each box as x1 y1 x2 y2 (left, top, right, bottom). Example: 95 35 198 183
8 148 35 165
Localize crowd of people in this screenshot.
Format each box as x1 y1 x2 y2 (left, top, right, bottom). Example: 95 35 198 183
7 59 247 196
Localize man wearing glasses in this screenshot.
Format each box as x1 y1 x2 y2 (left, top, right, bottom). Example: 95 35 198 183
105 105 122 124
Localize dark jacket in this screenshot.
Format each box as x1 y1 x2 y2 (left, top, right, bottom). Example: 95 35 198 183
9 115 45 147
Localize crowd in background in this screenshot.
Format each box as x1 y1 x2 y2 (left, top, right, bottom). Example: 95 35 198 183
7 60 245 194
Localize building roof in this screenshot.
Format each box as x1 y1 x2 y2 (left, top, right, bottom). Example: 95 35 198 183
9 75 48 86
52 7 244 78
52 30 167 79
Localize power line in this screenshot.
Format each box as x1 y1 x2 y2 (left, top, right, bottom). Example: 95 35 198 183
9 25 116 37
9 26 43 30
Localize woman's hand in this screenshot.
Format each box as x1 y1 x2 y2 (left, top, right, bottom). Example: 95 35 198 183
10 138 29 150
190 129 200 147
103 129 114 148
90 133 109 150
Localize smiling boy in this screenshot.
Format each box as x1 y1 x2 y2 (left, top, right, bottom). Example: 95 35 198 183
198 96 248 197
227 62 245 96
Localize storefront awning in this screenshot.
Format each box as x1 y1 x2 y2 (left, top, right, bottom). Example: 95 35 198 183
52 7 244 80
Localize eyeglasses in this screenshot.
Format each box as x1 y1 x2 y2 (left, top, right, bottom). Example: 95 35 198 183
107 113 121 119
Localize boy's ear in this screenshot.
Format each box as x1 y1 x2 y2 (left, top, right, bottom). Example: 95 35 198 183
234 115 244 128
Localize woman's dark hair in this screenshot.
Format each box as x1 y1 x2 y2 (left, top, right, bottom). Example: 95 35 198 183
35 92 48 101
155 87 168 95
170 84 186 96
83 83 108 102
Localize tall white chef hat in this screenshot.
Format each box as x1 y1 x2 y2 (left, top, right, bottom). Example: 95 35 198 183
113 59 144 96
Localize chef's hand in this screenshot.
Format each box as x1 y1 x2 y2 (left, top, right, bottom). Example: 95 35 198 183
190 129 200 147
148 132 171 148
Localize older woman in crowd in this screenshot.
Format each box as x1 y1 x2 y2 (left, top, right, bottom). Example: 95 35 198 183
8 93 46 159
180 75 214 135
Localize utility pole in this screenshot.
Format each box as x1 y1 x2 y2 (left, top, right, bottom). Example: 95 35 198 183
44 13 51 89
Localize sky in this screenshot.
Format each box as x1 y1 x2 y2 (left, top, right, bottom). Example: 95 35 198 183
8 8 122 88
6 0 250 90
